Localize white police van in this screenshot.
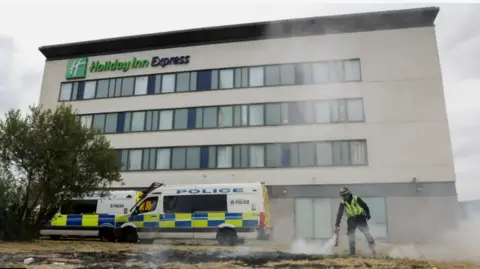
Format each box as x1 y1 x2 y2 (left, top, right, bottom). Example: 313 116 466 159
40 190 142 241
115 182 272 245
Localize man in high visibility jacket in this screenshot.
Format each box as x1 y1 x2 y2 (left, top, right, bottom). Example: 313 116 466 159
334 187 376 257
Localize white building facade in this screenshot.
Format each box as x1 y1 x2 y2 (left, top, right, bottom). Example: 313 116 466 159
38 7 458 244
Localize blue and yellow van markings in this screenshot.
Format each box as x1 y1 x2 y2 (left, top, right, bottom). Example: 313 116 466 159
47 212 259 229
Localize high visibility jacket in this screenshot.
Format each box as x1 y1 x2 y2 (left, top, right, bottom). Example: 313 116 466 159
139 201 151 212
343 196 364 217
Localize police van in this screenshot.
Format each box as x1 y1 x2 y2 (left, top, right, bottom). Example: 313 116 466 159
40 190 142 241
42 182 272 245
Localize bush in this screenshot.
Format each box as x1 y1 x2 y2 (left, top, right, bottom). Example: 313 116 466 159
0 104 123 241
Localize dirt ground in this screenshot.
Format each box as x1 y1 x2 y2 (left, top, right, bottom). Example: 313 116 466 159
0 239 478 269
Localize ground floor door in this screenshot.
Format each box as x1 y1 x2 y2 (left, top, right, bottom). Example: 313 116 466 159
361 197 388 240
294 198 333 239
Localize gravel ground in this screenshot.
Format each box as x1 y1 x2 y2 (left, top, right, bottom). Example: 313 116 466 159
0 240 478 269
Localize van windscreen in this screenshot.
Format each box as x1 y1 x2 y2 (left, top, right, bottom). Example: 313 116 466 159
163 194 227 213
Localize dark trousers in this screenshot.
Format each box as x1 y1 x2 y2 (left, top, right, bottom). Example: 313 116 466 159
346 215 375 255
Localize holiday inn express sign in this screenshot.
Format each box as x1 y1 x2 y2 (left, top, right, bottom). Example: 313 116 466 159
65 55 191 79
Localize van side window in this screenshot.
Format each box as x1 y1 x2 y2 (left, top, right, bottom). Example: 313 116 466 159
163 195 227 213
60 200 97 214
138 197 159 213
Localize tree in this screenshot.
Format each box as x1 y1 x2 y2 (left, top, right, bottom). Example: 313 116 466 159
0 104 123 240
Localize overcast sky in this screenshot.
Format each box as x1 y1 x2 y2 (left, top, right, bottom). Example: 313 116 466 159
0 1 478 201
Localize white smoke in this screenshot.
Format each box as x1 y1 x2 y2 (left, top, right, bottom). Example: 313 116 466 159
388 210 480 262
289 234 337 255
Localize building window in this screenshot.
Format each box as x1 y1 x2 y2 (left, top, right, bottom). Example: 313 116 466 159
316 142 333 166
78 98 364 134
312 62 329 84
265 103 282 125
114 78 122 97
350 141 368 165
121 77 135 96
249 67 264 87
131 111 146 132
331 100 347 123
159 110 173 130
189 72 197 91
329 61 344 83
297 142 316 167
59 83 73 101
186 147 201 169
104 113 118 133
347 99 364 121
314 101 331 123
332 141 350 165
211 70 219 90
96 79 109 98
92 114 106 133
280 64 296 85
171 147 187 169
156 149 171 170
265 65 280 86
234 68 249 88
344 59 361 81
218 106 233 127
217 146 233 168
162 74 175 93
249 145 264 167
115 140 367 171
80 115 93 128
174 109 188 130
134 76 148 95
176 72 190 92
249 104 264 126
203 107 217 128
108 79 116 97
233 145 249 168
208 146 217 168
219 69 234 89
265 144 282 168
59 59 363 102
83 81 97 99
127 149 142 170
296 63 313 84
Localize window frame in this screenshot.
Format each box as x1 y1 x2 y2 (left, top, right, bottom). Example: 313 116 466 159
58 59 362 102
116 140 367 171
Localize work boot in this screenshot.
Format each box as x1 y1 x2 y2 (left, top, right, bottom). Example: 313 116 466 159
349 245 356 257
369 244 377 258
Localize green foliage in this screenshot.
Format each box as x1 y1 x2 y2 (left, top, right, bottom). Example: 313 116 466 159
0 104 123 240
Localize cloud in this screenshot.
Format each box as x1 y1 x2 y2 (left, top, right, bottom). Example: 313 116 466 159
0 2 479 200
0 35 42 117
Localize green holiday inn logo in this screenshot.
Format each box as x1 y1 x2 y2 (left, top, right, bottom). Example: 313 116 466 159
65 57 88 79
65 55 191 79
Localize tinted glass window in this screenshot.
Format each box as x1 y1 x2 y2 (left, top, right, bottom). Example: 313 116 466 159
60 200 98 214
121 77 135 96
96 79 109 98
163 194 227 213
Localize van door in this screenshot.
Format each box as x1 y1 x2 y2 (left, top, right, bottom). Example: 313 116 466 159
159 194 194 239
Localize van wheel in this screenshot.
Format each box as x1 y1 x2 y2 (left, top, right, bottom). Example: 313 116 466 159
217 228 237 246
99 228 115 242
50 235 61 240
122 227 138 243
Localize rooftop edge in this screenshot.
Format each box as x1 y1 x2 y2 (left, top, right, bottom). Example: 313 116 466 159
39 6 440 61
